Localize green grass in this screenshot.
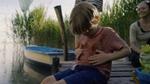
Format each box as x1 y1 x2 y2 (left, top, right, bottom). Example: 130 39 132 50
12 0 143 48
100 0 142 42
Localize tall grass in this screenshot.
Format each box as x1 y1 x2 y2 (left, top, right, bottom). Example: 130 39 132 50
12 7 74 48
12 0 142 48
100 0 142 43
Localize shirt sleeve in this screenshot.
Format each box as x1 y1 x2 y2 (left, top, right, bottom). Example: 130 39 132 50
129 23 138 44
107 28 126 51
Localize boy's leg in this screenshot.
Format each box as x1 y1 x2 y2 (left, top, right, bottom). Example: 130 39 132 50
41 69 74 84
41 77 67 84
54 79 67 84
62 70 107 84
41 75 57 84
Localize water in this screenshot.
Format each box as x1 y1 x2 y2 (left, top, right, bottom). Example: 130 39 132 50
0 35 45 84
0 18 44 84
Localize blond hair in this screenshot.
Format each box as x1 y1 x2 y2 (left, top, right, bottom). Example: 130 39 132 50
70 2 97 35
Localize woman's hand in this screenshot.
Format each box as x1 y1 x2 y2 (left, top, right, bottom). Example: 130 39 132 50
88 50 111 66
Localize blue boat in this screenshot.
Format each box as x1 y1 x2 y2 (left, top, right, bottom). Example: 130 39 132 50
24 45 75 66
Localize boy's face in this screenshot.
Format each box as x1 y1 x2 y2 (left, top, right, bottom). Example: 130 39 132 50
82 9 100 36
90 9 99 28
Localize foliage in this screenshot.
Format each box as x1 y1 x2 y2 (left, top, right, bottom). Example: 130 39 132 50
140 44 150 73
141 45 150 54
12 0 144 48
100 0 143 42
12 12 28 45
12 7 74 48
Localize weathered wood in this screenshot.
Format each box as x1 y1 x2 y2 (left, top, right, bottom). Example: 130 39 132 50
111 72 132 77
108 77 135 84
112 61 131 65
59 58 135 84
54 6 68 61
111 67 133 72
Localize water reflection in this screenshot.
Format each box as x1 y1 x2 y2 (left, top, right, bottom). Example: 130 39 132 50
0 38 46 84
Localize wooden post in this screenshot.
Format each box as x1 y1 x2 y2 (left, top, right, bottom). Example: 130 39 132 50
51 56 60 74
54 5 68 61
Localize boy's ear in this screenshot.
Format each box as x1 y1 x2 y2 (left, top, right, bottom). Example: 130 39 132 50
90 15 100 25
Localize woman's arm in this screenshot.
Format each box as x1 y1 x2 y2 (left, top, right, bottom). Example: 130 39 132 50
130 24 140 53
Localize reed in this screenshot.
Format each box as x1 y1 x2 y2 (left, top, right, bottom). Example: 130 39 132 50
100 0 142 42
12 7 74 48
12 0 142 48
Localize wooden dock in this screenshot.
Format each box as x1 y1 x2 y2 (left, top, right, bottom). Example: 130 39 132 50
108 58 135 84
59 57 137 84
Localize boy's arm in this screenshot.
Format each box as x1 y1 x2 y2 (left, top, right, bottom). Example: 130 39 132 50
88 45 130 66
107 46 130 61
89 27 131 65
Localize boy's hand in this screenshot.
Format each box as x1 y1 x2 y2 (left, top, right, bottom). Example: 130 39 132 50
88 50 111 66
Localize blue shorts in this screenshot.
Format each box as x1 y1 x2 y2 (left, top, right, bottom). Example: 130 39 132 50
54 65 107 84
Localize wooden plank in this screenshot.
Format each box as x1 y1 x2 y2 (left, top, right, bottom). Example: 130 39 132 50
111 72 132 77
112 61 131 65
112 64 132 67
108 77 135 84
59 61 134 72
112 65 133 71
111 67 133 72
59 60 134 83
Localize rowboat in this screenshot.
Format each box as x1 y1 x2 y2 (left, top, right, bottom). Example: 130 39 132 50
24 45 75 67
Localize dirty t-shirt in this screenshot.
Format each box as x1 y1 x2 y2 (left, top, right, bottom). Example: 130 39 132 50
75 27 126 79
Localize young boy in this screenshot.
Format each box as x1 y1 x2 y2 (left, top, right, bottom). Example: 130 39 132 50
41 2 130 84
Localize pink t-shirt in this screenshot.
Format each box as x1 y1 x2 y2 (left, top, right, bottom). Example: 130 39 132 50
75 27 126 79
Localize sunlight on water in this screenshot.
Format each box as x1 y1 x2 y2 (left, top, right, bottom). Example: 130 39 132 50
0 12 40 84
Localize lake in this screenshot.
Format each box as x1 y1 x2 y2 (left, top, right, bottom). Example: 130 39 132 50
0 32 45 84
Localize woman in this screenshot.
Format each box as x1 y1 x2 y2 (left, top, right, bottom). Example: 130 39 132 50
129 0 150 67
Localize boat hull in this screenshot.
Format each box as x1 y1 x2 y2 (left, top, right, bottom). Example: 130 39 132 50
24 45 75 65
